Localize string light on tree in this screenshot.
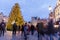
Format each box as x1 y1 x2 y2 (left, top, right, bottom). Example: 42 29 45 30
7 3 24 30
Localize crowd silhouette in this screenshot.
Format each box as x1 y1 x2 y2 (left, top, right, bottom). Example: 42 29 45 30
1 19 60 40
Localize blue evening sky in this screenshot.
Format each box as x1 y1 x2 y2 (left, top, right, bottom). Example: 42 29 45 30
0 0 57 21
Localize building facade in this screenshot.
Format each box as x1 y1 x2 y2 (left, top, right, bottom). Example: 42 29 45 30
31 17 48 27
54 0 60 21
0 12 8 23
31 17 39 27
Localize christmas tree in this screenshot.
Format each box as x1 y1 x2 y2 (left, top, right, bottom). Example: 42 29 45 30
7 3 24 30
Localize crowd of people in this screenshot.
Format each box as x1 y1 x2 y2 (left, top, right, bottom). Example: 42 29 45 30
0 19 60 40
12 19 60 40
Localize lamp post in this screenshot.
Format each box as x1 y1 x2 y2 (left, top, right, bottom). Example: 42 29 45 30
48 6 52 12
48 6 54 40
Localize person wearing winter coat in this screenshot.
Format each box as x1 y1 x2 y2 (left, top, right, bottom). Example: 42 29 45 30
36 21 44 40
0 20 6 36
30 24 35 35
24 23 28 40
47 19 54 40
12 22 17 35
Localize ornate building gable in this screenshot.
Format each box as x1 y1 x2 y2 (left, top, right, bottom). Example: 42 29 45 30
54 0 60 21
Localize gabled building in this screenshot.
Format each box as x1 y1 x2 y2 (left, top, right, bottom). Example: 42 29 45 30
0 12 8 23
54 0 60 21
31 17 39 27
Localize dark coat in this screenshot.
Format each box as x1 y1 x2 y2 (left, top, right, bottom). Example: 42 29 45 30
31 25 35 31
47 20 54 35
36 22 44 35
13 23 17 31
0 21 6 30
21 25 24 32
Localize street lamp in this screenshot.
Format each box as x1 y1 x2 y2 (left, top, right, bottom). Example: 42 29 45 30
48 6 52 12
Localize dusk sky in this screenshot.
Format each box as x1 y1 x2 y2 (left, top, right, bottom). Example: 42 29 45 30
0 0 57 21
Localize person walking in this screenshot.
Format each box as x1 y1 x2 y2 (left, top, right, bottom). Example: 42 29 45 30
21 25 24 34
0 20 6 36
47 19 54 40
36 21 44 40
58 18 60 40
24 23 28 40
12 22 17 35
30 24 35 35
